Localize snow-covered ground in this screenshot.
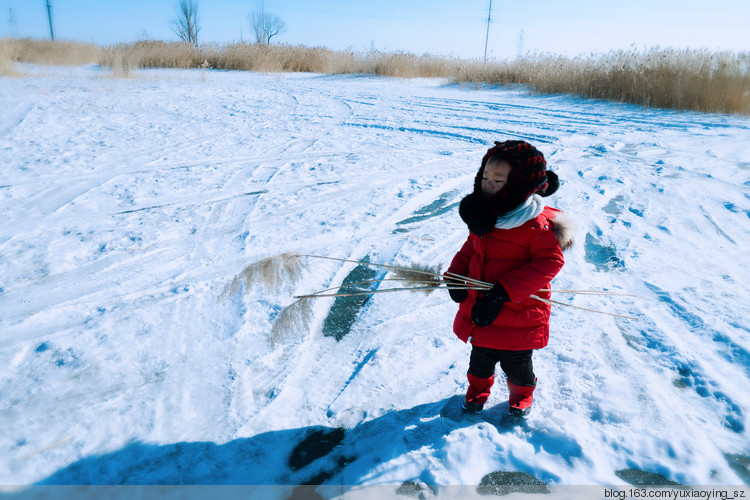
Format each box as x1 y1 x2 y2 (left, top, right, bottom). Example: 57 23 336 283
1 64 749 492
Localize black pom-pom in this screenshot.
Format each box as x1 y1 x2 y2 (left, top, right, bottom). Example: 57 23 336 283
459 193 496 235
539 170 559 197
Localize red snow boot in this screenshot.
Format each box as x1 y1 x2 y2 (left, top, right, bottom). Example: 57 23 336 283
463 374 495 414
507 379 536 417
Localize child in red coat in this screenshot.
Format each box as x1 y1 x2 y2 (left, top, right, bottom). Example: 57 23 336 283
446 140 574 416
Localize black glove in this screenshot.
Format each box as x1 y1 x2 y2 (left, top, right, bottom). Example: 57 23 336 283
471 283 510 327
448 287 468 303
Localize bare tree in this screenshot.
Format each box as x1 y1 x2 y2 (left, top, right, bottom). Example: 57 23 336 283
249 10 286 45
171 0 200 45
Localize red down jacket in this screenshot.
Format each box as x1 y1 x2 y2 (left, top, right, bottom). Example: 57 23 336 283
447 206 566 350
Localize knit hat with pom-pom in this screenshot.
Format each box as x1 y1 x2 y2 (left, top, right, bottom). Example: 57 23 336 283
459 140 559 235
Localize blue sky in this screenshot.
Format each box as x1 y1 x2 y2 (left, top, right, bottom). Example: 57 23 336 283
3 0 749 60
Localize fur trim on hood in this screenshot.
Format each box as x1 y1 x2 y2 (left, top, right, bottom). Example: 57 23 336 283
552 212 575 251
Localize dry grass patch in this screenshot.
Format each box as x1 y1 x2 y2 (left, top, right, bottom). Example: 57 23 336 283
0 40 16 76
101 40 202 71
101 41 462 78
0 38 100 67
359 51 460 78
454 49 750 115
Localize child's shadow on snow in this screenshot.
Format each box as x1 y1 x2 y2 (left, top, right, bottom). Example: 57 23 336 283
441 395 583 467
28 397 581 488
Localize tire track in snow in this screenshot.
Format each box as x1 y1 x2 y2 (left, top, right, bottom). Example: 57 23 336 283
0 133 312 191
0 186 268 253
0 101 35 138
1 188 278 348
2 76 316 192
1 81 349 244
343 121 487 145
0 243 188 330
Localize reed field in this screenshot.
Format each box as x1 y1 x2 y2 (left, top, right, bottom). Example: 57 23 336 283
453 49 750 115
0 38 100 71
2 37 749 114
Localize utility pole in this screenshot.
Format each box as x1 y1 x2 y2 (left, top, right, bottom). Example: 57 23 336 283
261 0 266 44
9 8 18 38
483 0 493 62
45 0 55 40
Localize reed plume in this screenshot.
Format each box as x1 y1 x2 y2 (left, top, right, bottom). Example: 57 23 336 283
389 262 443 294
270 298 313 348
224 252 305 297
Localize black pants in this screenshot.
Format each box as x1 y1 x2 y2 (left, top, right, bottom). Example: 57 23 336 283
468 345 536 386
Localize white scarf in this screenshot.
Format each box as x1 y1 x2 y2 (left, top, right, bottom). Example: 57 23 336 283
494 194 545 229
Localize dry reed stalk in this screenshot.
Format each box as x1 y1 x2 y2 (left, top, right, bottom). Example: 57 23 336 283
295 282 486 299
301 277 442 297
444 271 493 288
530 294 637 320
294 253 641 318
0 47 15 77
294 254 492 289
294 254 444 282
539 289 645 298
296 253 644 302
295 286 457 299
109 51 137 78
296 280 645 299
390 262 443 287
295 287 639 319
294 253 429 275
295 279 490 299
270 298 313 347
